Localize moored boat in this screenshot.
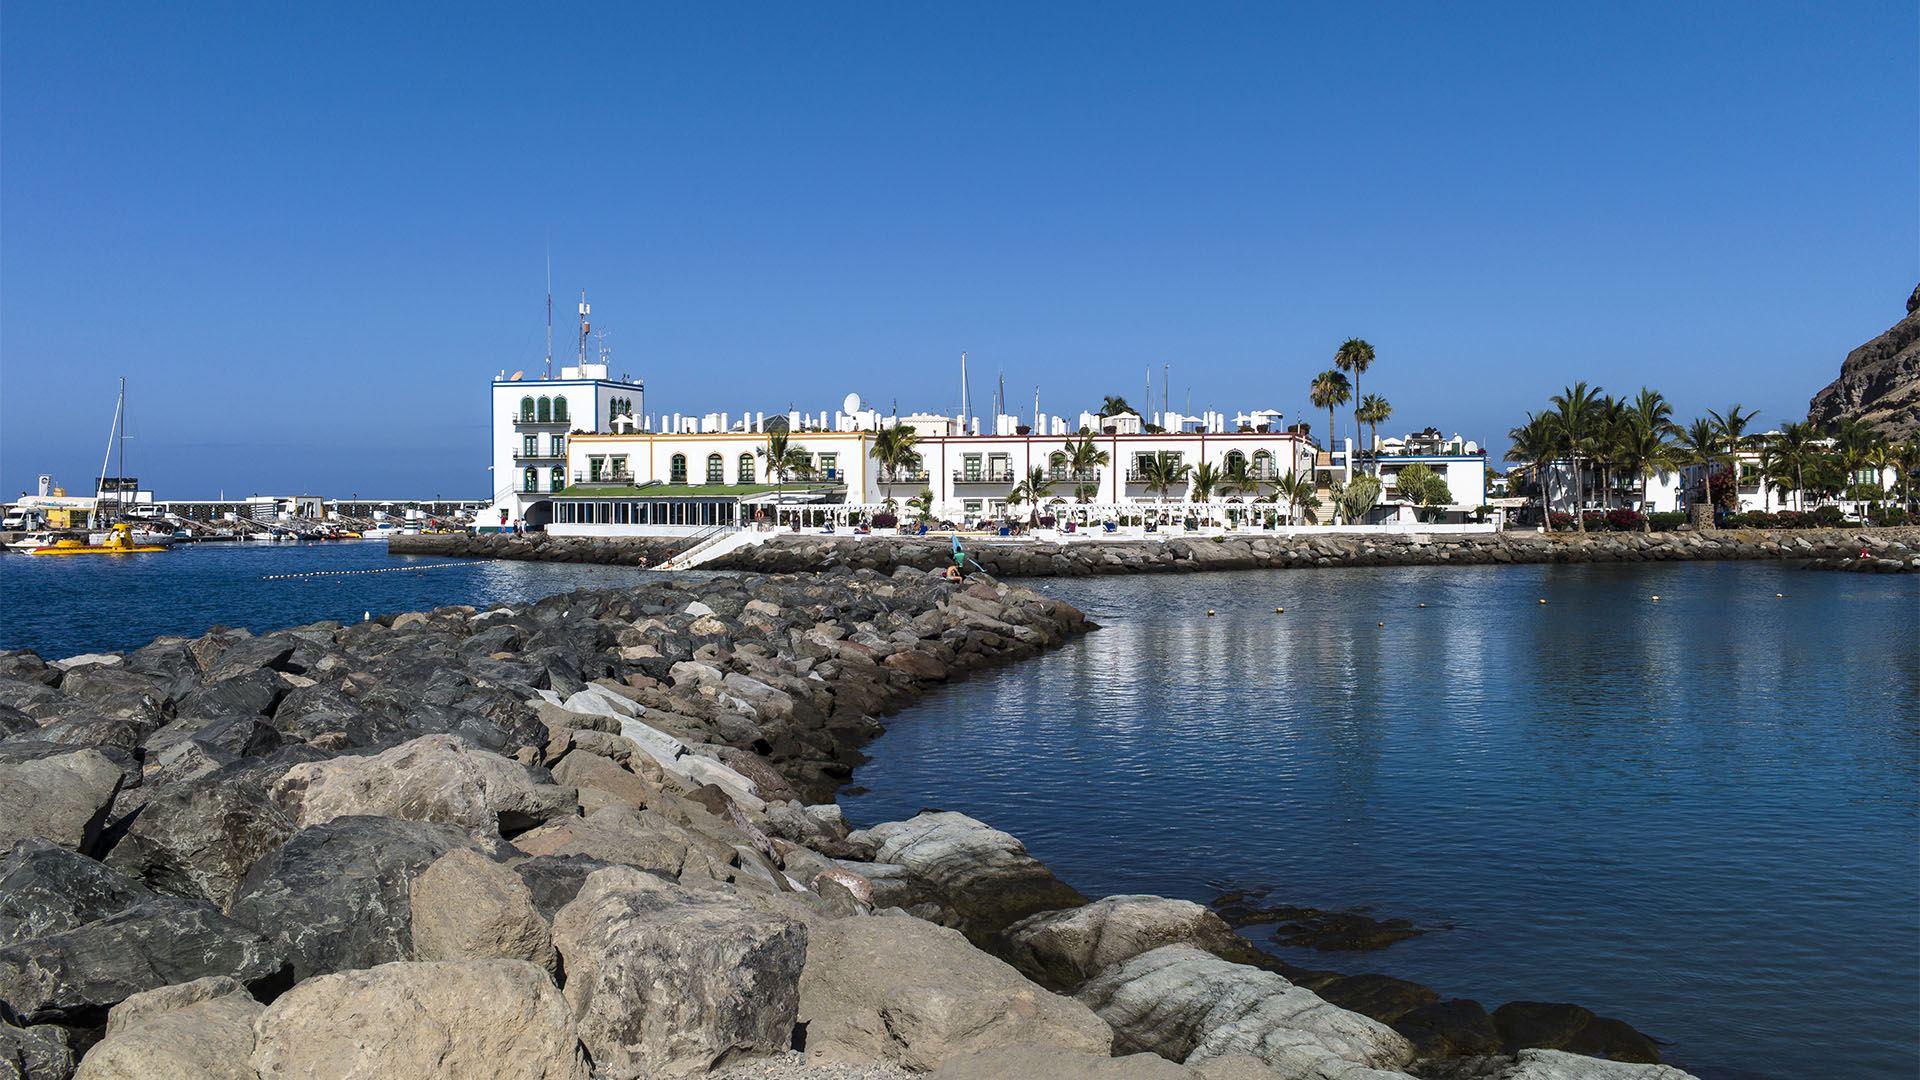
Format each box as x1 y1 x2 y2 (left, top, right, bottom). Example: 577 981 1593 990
24 523 169 556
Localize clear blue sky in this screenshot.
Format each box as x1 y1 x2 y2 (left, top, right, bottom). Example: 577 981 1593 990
3 3 1914 499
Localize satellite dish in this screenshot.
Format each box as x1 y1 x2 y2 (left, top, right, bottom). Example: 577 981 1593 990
842 392 861 415
510 370 525 381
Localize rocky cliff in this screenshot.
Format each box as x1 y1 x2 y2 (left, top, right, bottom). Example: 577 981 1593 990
1807 284 1920 440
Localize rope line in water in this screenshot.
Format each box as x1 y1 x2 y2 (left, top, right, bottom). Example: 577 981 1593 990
259 563 475 581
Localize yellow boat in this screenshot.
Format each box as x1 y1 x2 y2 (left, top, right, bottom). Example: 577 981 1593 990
26 524 170 556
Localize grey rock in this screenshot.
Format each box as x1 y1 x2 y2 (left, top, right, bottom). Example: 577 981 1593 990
0 1020 73 1080
550 865 806 1078
270 734 576 836
250 960 590 1080
72 975 262 1080
998 894 1266 991
864 811 1087 940
103 774 297 909
409 848 555 971
227 816 511 981
0 895 286 1028
797 914 1112 1072
926 1043 1198 1079
0 838 150 946
1074 945 1413 1076
0 748 125 855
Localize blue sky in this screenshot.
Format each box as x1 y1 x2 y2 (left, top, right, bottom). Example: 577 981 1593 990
3 3 1914 499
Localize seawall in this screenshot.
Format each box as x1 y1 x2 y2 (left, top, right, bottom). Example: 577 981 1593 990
393 526 1920 575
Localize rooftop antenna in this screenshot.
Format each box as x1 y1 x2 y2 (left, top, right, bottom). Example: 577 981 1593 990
959 351 970 432
1033 385 1041 435
544 243 553 379
577 290 591 368
1163 364 1169 425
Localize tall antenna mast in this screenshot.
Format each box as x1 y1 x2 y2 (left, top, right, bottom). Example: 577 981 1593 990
577 290 591 368
1163 365 1169 426
544 245 553 379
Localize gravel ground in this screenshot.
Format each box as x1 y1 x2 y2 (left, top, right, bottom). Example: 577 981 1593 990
701 1051 916 1080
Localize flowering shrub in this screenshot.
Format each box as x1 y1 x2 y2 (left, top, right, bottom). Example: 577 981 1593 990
1547 512 1576 530
1037 515 1057 527
1605 509 1646 531
872 512 898 529
1647 512 1686 531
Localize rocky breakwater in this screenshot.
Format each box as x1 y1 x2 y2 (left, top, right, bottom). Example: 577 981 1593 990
709 526 1920 578
0 568 1701 1080
390 530 697 565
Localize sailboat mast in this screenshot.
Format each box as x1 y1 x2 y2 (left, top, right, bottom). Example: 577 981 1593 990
96 378 125 526
118 378 127 519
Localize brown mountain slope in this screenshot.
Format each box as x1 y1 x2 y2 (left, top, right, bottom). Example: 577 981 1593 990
1808 284 1920 440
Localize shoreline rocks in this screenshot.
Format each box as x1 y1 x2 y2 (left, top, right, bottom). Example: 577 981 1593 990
393 525 1920 577
0 568 1709 1080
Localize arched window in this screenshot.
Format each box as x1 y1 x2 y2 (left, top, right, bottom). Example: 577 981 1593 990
706 453 725 484
520 397 535 422
1225 450 1247 476
553 397 568 423
1049 452 1068 480
1251 450 1273 479
537 396 552 423
550 467 565 492
738 453 756 484
670 454 687 485
523 467 538 493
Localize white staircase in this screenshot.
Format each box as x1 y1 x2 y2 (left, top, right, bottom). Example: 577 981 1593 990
659 527 769 571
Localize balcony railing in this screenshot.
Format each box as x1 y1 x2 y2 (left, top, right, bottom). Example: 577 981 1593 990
509 413 571 426
953 469 1016 484
880 468 931 484
513 450 565 462
1045 469 1103 483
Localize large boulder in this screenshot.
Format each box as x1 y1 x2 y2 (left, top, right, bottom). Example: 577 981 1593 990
998 895 1267 991
270 734 576 836
861 811 1087 939
227 816 511 981
103 774 297 909
0 895 286 1028
0 1020 73 1080
1074 945 1413 1076
549 866 805 1078
797 914 1113 1071
1416 1049 1703 1080
0 839 150 945
925 1042 1266 1079
0 748 124 854
409 848 555 971
249 960 590 1080
72 975 263 1080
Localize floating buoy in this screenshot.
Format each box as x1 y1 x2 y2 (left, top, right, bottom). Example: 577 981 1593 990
1776 593 1784 597
1275 607 1284 614
1377 621 1385 627
1207 610 1215 617
1418 603 1426 608
1651 595 1660 601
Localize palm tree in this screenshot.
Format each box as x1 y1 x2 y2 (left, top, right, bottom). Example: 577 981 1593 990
1708 404 1760 514
1189 461 1224 519
1773 421 1817 511
1099 396 1134 422
1549 382 1605 531
906 488 936 525
1063 434 1110 502
1006 466 1056 527
1356 394 1392 474
1505 412 1559 530
758 427 813 522
1271 469 1319 525
1138 451 1190 522
1675 416 1721 523
870 423 921 506
1613 417 1676 530
1894 438 1920 511
1333 339 1375 470
1309 370 1351 455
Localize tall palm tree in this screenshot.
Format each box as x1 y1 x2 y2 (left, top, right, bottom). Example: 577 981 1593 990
1063 434 1110 502
1099 395 1134 421
1630 388 1678 440
1675 416 1722 522
1615 417 1676 530
869 423 921 506
1894 438 1920 511
1707 404 1760 514
1309 370 1352 455
1333 339 1375 470
1357 394 1392 473
757 427 813 520
1138 451 1191 521
1189 461 1224 506
1773 421 1817 511
1505 412 1559 530
1271 469 1319 525
1548 382 1605 531
1006 466 1056 527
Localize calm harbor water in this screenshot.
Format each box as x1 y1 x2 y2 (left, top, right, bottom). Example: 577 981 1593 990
841 564 1919 1080
0 540 661 657
3 545 1915 1078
